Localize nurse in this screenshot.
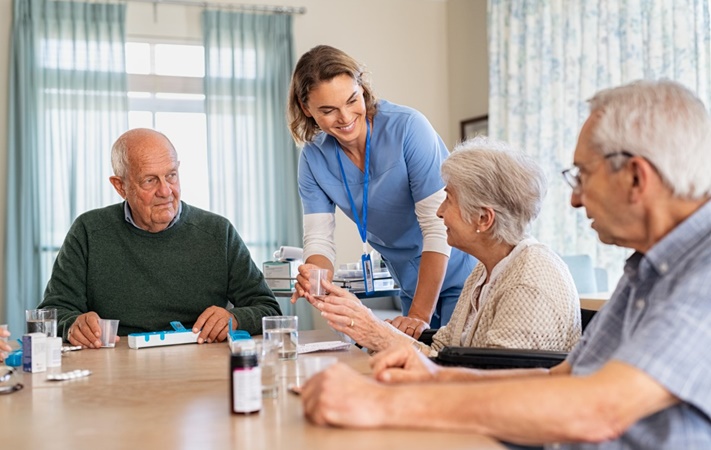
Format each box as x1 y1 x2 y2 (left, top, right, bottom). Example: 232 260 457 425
287 45 475 336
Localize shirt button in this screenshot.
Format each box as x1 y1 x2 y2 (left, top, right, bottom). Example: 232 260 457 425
636 299 645 309
660 263 669 273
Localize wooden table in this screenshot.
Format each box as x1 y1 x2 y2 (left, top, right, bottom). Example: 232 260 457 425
580 292 611 311
1 329 503 450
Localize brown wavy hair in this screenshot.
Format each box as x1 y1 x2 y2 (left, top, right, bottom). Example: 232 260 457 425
287 45 378 145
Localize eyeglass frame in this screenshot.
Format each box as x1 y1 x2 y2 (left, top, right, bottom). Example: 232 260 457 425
561 151 634 193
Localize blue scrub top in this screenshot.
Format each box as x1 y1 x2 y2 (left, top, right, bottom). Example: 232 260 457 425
298 100 476 325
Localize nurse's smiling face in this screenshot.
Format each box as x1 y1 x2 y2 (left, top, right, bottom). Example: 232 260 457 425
301 74 368 151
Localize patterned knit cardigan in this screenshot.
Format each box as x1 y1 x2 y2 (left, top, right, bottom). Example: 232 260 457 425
427 243 581 356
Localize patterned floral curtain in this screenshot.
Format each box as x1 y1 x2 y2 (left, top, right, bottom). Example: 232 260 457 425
488 0 711 283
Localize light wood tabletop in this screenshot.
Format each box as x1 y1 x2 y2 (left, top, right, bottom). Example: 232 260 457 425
1 329 503 450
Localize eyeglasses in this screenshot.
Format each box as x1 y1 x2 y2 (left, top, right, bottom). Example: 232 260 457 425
561 151 634 192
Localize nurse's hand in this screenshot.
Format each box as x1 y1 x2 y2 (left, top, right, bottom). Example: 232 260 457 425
291 263 325 303
386 315 429 339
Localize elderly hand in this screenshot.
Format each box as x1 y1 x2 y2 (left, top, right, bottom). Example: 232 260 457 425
301 363 387 427
193 306 235 344
291 263 331 303
308 280 394 352
386 315 429 339
370 343 441 384
68 312 120 349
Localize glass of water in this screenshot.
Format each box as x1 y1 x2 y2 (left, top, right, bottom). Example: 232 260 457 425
262 316 298 360
25 308 57 338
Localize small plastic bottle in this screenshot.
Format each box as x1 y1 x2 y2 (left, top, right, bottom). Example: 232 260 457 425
230 342 261 414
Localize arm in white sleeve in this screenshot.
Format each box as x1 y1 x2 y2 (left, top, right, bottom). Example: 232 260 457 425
415 188 451 256
303 213 337 267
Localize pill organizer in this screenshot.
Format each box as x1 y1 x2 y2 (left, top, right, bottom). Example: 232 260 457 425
128 321 200 349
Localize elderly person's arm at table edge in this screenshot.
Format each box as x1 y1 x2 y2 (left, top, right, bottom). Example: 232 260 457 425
304 348 676 445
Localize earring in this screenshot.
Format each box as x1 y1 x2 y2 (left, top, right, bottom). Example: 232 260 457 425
476 229 480 234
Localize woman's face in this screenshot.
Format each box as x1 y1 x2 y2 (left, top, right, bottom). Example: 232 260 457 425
437 185 478 253
301 74 367 149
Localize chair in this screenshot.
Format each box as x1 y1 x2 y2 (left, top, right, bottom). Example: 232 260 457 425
419 308 597 369
560 254 598 294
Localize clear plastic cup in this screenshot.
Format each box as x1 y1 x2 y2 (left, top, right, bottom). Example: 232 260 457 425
98 319 120 348
255 340 279 398
308 269 329 298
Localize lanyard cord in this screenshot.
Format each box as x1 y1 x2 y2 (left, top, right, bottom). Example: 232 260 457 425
335 118 371 250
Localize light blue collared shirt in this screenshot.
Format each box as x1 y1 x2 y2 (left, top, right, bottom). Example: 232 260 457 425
123 201 182 231
556 200 711 449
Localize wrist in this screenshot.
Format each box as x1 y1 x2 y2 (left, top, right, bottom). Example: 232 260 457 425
406 311 431 324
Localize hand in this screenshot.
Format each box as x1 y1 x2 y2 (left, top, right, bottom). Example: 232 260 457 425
291 263 331 303
0 327 11 357
193 306 235 344
385 315 429 339
68 312 120 349
371 343 441 384
308 280 393 351
301 363 387 427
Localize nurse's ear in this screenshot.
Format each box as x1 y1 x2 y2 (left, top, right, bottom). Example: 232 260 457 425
299 100 312 117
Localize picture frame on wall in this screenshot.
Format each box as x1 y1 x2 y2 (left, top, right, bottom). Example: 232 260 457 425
460 114 489 141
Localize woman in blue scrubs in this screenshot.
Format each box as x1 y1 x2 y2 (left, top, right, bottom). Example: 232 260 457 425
287 45 475 336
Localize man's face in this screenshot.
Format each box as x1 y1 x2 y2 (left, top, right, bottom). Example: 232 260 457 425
570 114 634 246
112 133 181 233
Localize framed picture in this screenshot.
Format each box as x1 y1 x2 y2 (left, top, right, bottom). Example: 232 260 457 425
460 114 489 141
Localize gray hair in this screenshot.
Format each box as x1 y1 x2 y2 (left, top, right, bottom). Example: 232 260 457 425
111 133 130 178
588 79 711 199
441 136 547 245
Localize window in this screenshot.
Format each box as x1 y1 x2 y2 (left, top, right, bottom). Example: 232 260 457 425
125 40 210 210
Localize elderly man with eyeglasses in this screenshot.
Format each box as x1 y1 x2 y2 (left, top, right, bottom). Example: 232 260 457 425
300 79 711 449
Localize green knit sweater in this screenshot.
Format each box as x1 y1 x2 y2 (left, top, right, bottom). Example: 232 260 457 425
39 202 281 338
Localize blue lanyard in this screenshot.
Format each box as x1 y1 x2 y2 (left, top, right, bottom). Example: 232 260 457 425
336 119 371 247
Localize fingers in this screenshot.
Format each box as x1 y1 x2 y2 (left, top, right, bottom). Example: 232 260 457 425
68 312 102 349
195 306 233 343
389 315 429 338
370 343 436 384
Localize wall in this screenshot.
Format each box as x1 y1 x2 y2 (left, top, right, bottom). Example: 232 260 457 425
0 0 489 319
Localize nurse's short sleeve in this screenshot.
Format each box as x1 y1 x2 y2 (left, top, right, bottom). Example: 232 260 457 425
613 270 711 419
298 148 335 215
402 111 448 203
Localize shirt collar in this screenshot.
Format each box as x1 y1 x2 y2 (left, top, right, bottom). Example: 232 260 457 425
123 201 182 231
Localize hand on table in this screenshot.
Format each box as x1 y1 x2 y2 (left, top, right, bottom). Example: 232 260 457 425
68 312 120 349
301 363 387 427
193 306 236 344
370 343 441 384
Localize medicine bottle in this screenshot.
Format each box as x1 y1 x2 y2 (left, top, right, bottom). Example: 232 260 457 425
230 346 261 414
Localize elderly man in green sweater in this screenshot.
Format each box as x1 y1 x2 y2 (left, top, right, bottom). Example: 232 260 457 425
38 128 281 349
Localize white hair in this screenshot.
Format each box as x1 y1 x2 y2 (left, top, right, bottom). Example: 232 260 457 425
589 79 711 199
441 136 548 245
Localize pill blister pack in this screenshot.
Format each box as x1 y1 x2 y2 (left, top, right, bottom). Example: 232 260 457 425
46 369 92 381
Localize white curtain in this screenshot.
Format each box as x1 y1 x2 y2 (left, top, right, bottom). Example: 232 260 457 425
202 11 301 266
6 0 127 335
488 0 711 282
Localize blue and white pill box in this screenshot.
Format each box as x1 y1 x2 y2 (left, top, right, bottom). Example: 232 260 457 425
127 330 199 349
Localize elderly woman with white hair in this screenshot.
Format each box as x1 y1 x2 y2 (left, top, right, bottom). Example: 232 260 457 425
308 136 581 355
